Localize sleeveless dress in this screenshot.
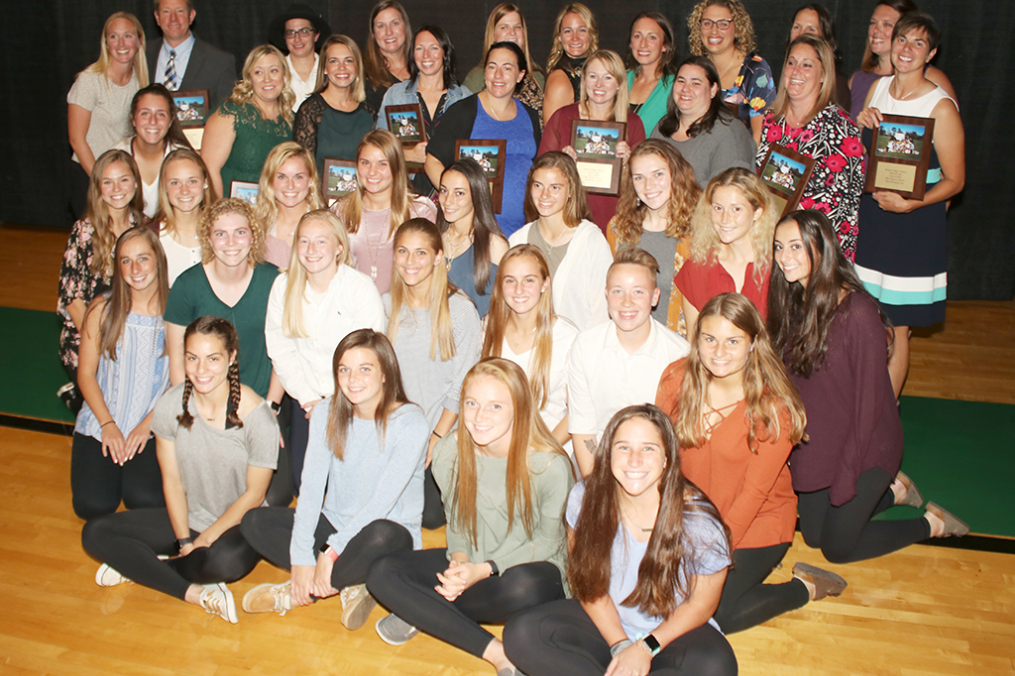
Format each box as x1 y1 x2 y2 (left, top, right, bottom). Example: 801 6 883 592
217 100 292 195
854 76 955 327
446 245 496 317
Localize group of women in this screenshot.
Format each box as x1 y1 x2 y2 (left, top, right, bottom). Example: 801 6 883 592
60 1 968 675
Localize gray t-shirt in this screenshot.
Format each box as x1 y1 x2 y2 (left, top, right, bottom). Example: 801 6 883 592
152 383 279 532
527 224 572 279
619 230 679 324
650 117 756 188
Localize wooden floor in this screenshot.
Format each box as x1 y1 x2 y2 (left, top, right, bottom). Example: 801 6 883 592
1 222 1013 675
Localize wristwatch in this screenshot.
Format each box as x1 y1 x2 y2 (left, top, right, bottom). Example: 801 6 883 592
638 633 661 656
319 544 339 562
176 537 194 553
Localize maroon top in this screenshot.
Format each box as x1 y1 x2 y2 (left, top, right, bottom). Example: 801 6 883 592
674 257 771 320
786 292 902 505
538 103 646 234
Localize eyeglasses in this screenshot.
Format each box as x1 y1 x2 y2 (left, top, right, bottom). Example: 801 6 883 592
701 19 733 31
285 28 316 38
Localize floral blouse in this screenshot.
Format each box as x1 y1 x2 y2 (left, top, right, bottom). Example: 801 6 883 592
721 53 776 123
57 219 114 369
756 104 866 260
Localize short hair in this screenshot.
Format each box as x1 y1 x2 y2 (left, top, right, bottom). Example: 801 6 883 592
408 25 459 89
609 247 660 283
315 35 367 102
893 10 941 52
154 0 194 12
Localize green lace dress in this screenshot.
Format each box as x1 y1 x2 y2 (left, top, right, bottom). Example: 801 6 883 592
217 100 292 195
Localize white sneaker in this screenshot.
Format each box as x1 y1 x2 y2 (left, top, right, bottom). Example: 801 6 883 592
243 581 293 615
375 613 419 645
95 563 130 587
339 584 377 630
199 583 238 624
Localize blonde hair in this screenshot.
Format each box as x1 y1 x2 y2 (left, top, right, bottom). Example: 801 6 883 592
478 4 545 79
451 358 569 546
547 4 599 72
255 142 324 238
611 140 700 245
689 168 777 284
316 34 368 102
482 245 556 408
333 129 414 237
154 148 215 238
387 219 456 361
687 0 758 57
199 197 266 266
579 50 629 121
84 12 149 87
282 210 352 338
770 35 838 125
228 45 295 125
85 150 145 278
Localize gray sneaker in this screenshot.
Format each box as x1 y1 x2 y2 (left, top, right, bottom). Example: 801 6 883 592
375 613 419 645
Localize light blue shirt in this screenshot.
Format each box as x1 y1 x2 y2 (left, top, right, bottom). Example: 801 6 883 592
156 33 196 86
376 79 471 131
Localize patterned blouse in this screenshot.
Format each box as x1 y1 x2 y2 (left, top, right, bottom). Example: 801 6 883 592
721 53 777 123
756 104 867 260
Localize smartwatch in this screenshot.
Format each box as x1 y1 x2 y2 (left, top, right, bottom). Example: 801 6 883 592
176 537 194 553
319 544 339 562
485 559 500 576
639 633 661 657
270 400 282 414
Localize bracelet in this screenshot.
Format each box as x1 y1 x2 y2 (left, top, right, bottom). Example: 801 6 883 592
269 401 282 414
175 537 193 553
100 421 116 428
485 559 499 576
610 639 634 657
431 430 442 439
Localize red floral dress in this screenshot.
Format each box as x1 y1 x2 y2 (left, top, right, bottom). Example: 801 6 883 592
755 104 866 260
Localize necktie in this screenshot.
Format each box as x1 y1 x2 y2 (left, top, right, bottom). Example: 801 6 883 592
165 49 178 91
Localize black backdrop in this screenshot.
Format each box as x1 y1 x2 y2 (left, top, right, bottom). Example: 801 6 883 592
1 0 1012 300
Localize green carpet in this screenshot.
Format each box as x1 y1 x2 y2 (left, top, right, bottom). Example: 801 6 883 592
1 307 1012 537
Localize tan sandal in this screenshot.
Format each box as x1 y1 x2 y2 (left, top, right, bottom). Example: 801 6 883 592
896 470 925 508
793 562 848 601
926 502 970 537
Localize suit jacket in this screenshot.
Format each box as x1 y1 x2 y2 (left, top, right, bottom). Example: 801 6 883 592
147 35 237 110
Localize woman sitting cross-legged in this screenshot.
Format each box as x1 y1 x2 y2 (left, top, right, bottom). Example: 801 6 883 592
81 316 280 624
367 358 575 675
503 404 738 676
240 329 428 629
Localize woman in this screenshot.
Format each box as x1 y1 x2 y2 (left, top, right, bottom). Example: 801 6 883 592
377 26 472 196
848 0 956 121
241 329 428 628
265 210 385 493
686 0 775 144
294 35 377 179
59 150 145 388
462 4 546 119
507 152 612 331
368 358 573 673
67 12 148 218
652 55 756 188
81 317 279 624
72 227 170 520
384 219 483 527
153 148 216 286
657 292 848 633
675 167 777 335
539 49 646 230
331 130 437 293
756 35 866 260
768 211 968 566
608 140 700 334
254 142 325 268
113 84 192 219
626 12 679 136
854 11 965 399
503 405 737 676
784 4 850 111
202 44 295 198
363 0 413 111
437 159 509 317
482 245 579 448
543 4 598 124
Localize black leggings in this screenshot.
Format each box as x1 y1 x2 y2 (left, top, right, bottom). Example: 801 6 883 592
503 599 738 676
797 467 931 564
367 548 565 657
70 432 165 520
263 428 294 508
422 466 446 529
286 396 310 496
240 507 412 591
81 508 261 599
713 544 810 634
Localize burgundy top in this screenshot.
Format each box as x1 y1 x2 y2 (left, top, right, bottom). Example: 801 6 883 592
848 69 888 121
674 257 771 320
786 292 902 505
538 103 647 234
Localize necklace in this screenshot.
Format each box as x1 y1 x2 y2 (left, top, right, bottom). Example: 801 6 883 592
715 51 740 85
541 222 570 248
365 221 386 281
621 507 655 533
443 231 473 270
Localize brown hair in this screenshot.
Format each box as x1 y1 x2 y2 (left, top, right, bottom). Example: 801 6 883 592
687 0 758 57
153 148 216 236
333 129 415 237
861 0 918 72
770 35 837 125
477 4 545 78
611 140 700 245
364 0 412 89
178 316 243 429
608 246 660 282
85 149 145 278
522 152 592 227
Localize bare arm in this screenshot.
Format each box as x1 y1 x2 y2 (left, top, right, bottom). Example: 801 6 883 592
749 116 764 146
572 433 598 478
926 66 958 103
424 154 446 193
68 104 95 176
166 321 186 386
489 235 510 266
157 436 193 552
542 70 575 127
77 298 126 461
427 408 458 467
200 109 236 199
551 413 571 448
193 465 274 548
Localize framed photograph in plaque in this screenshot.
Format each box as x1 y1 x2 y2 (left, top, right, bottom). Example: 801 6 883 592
322 158 358 207
864 114 935 200
386 104 427 146
173 89 210 150
455 139 507 213
229 181 260 206
759 144 816 218
570 119 626 196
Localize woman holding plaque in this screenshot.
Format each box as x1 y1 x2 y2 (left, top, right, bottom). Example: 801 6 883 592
854 12 964 399
462 4 546 119
425 42 541 239
543 4 599 125
539 50 646 232
755 35 865 261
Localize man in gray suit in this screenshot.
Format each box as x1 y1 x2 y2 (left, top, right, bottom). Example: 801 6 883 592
147 0 237 110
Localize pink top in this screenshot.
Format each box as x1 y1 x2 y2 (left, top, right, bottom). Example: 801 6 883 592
264 235 291 269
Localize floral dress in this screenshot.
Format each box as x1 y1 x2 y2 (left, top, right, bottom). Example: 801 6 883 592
756 103 866 260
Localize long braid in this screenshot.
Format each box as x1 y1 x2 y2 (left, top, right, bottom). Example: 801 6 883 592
226 361 243 429
178 380 195 429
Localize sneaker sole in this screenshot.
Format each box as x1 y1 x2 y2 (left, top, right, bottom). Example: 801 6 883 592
341 593 377 631
375 616 418 646
95 564 129 587
216 583 239 624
